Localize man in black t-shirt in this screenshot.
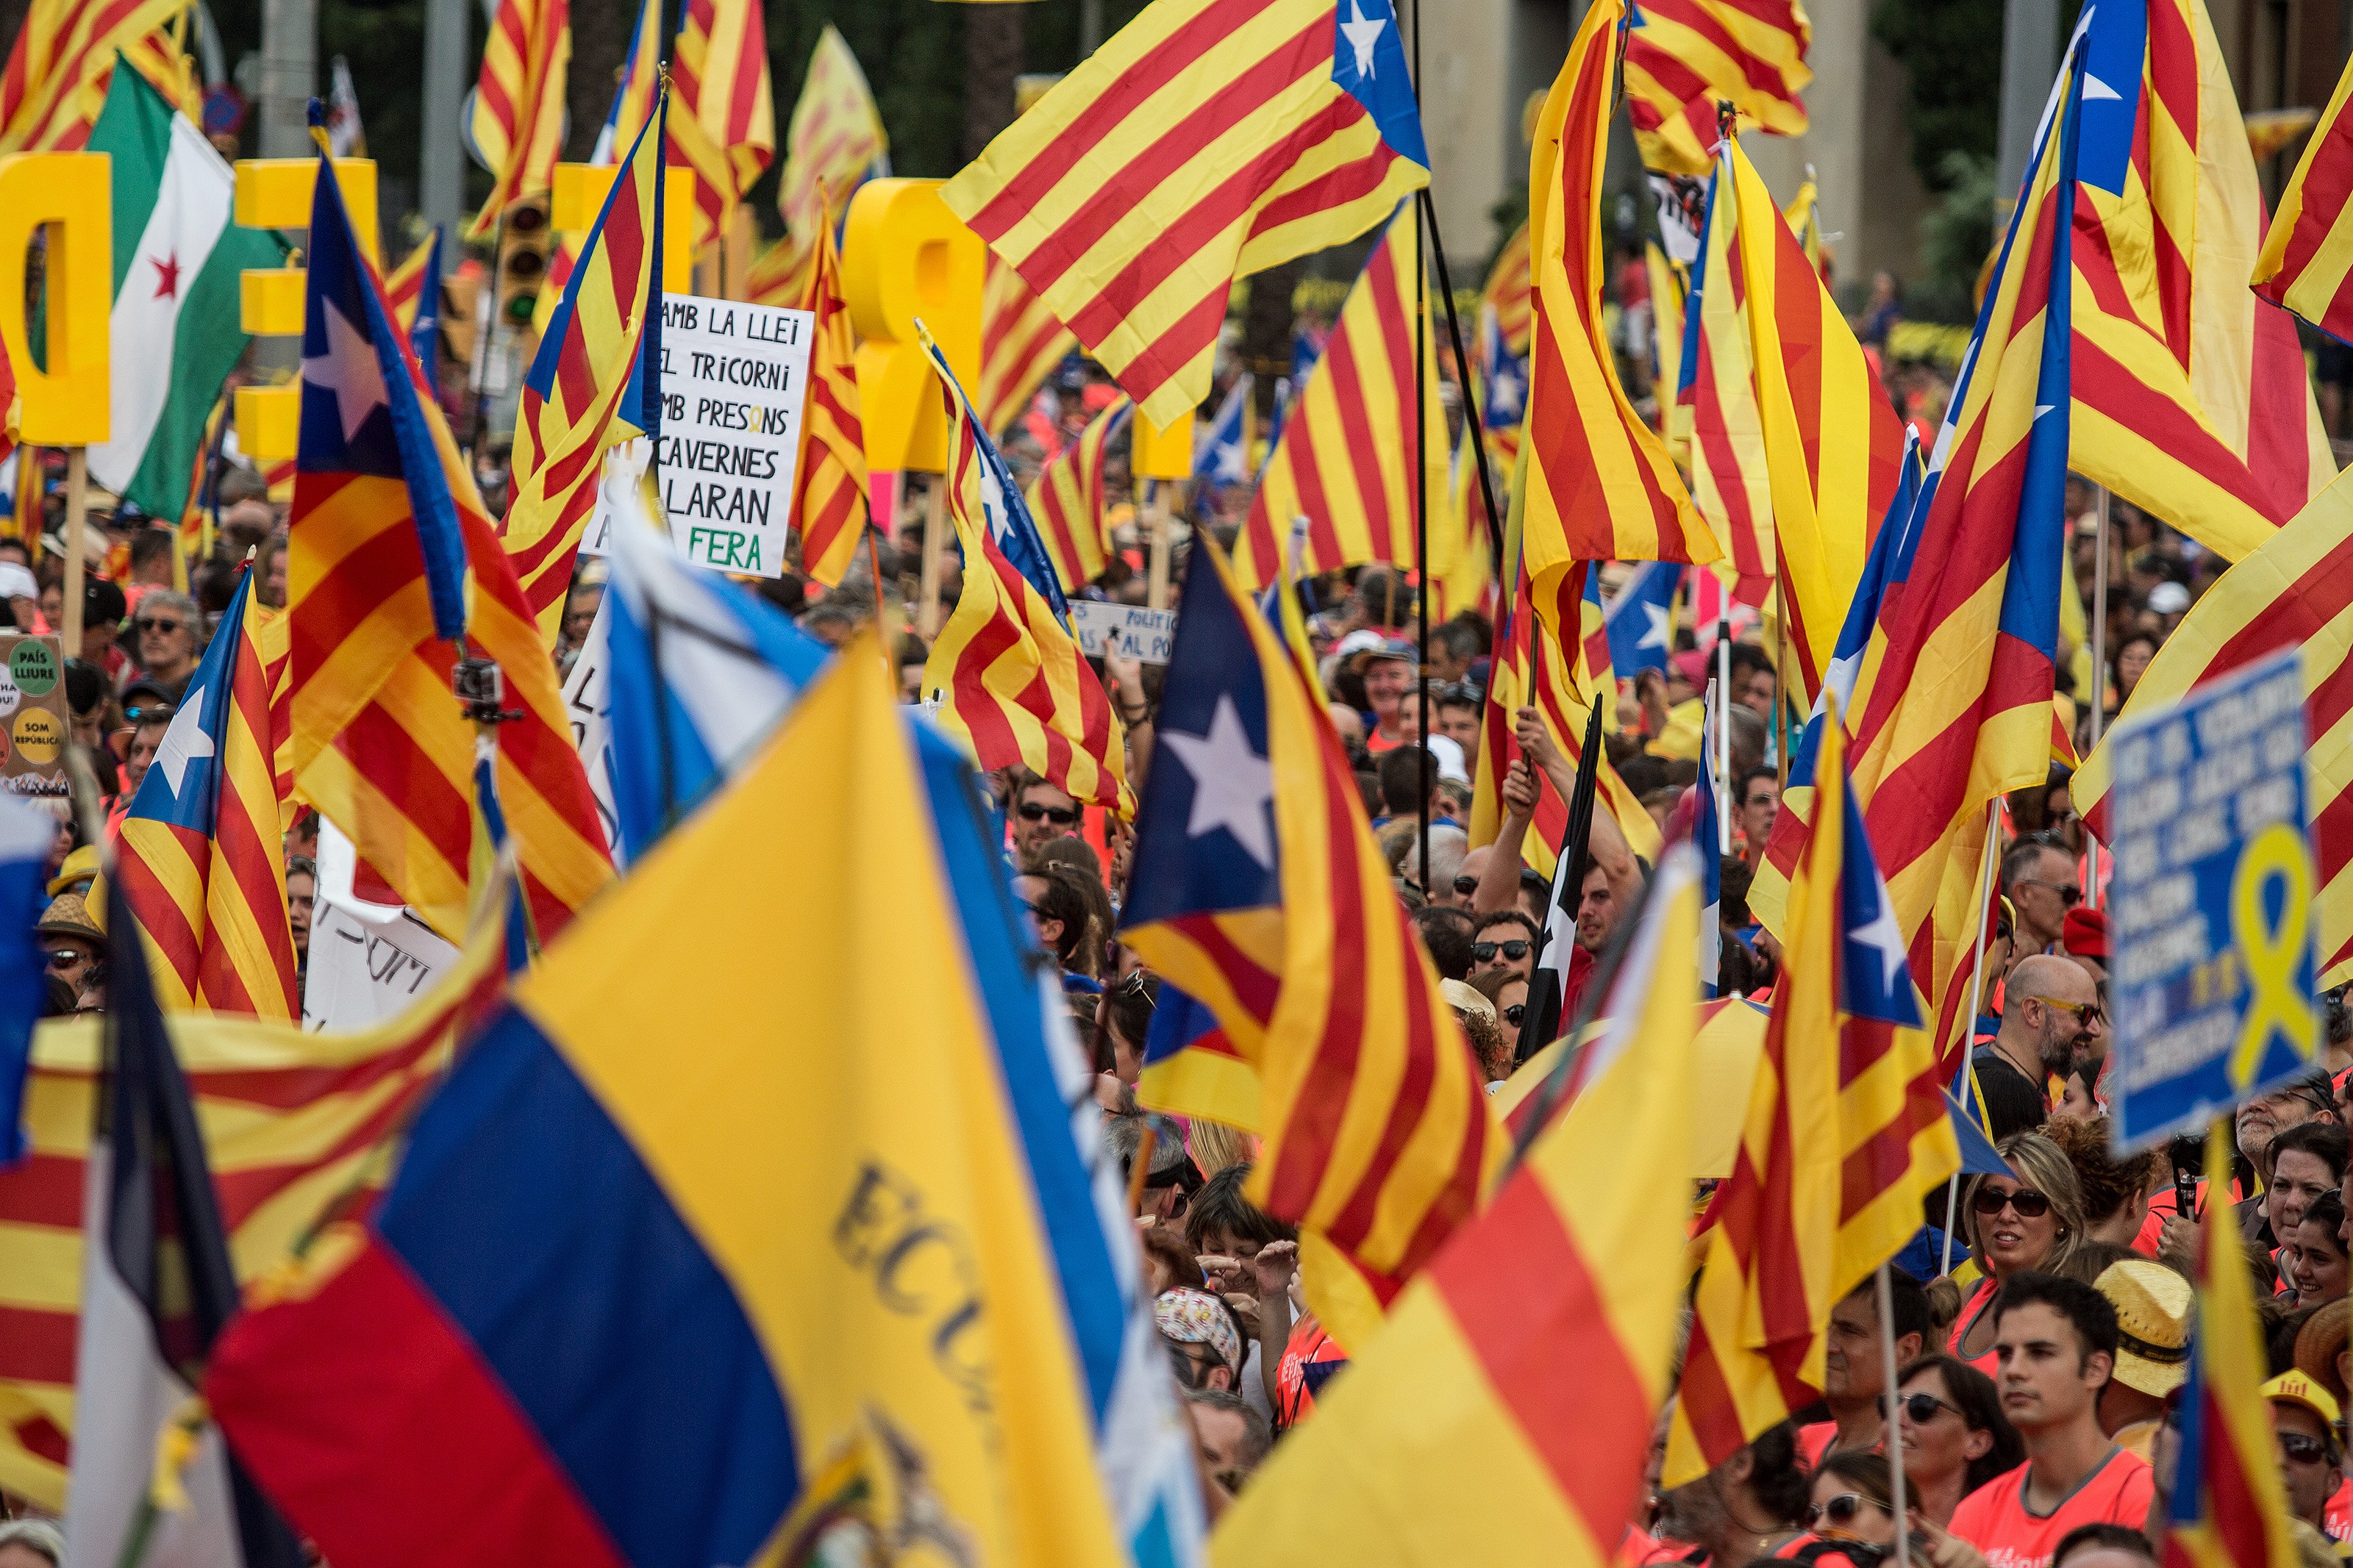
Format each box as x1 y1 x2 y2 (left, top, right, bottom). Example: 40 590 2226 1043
1969 954 2103 1139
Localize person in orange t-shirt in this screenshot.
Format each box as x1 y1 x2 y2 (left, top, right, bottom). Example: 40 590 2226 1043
1934 1275 2152 1568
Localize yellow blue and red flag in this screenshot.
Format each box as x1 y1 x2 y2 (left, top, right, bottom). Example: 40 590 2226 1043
506 85 665 645
1027 393 1132 593
116 567 297 1019
1678 160 1775 609
535 0 658 332
943 0 1431 429
1122 540 1500 1350
1138 982 1259 1132
285 135 610 946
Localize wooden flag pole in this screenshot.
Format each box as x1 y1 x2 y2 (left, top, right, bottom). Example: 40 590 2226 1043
1876 1261 1913 1568
1145 481 1177 609
918 474 948 639
61 448 87 656
2084 486 2110 909
1941 799 2004 1276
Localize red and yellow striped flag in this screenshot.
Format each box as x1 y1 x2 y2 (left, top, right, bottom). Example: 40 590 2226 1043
669 0 774 252
466 0 570 239
2253 54 2353 348
978 257 1076 439
1483 221 1533 359
535 0 659 334
1524 0 1716 634
1624 0 1811 176
1668 705 1957 1481
1213 849 1703 1562
505 97 665 644
943 0 1432 429
1232 204 1448 591
777 24 887 255
1026 394 1132 593
0 0 190 152
1682 157 1775 609
791 205 869 589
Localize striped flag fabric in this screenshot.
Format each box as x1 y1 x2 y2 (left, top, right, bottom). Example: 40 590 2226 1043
790 207 869 588
0 917 505 1509
1785 176 1826 273
84 67 283 521
535 0 657 334
1137 981 1260 1131
505 90 665 645
1624 0 1812 177
2254 57 2353 344
1524 0 1717 634
2071 465 2353 985
1482 220 1533 358
1123 539 1500 1351
384 226 445 371
776 24 888 260
920 338 1132 813
668 0 774 251
1214 850 1704 1563
1026 393 1132 593
1644 239 1686 440
1667 703 1958 1481
2160 1123 2302 1568
0 0 190 152
288 137 610 947
466 0 569 238
1724 136 1904 705
943 0 1431 429
1232 203 1447 590
1679 162 1774 607
2069 0 2333 563
979 257 1077 440
116 568 297 1019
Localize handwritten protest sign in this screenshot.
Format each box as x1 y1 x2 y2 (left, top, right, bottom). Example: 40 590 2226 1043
1069 601 1177 665
303 820 458 1032
655 295 814 579
0 634 69 799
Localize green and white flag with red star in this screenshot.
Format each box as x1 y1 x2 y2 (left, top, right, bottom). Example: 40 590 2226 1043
84 67 283 517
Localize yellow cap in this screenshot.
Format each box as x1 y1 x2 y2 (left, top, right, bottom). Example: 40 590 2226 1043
46 843 96 898
2265 1370 2343 1428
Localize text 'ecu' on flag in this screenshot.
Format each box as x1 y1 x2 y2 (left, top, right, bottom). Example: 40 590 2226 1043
2072 464 2353 986
85 66 285 521
2254 53 2353 346
1213 850 1705 1567
205 647 1154 1568
466 0 569 238
1523 0 1717 634
1668 705 1958 1482
507 90 666 646
285 140 610 946
943 0 1430 429
668 0 774 251
791 207 870 589
921 337 1132 813
1624 0 1811 177
2068 0 2334 562
979 256 1077 441
2160 1123 2301 1568
1027 393 1132 594
0 0 190 154
1122 540 1500 1350
117 568 297 1020
1232 202 1447 592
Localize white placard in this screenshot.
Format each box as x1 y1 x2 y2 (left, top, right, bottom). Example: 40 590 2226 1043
561 592 622 859
301 898 460 1033
1069 601 1177 665
653 293 815 579
578 437 654 559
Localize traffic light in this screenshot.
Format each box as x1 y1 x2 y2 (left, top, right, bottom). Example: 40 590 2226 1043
493 198 550 332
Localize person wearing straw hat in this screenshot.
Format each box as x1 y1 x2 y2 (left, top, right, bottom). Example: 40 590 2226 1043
2090 1259 2190 1460
35 887 103 998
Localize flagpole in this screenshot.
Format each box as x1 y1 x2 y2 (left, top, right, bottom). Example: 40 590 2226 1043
918 475 947 640
2083 485 2109 909
468 207 513 461
61 448 87 657
1876 1261 1913 1568
1715 604 1732 855
1942 798 2004 1275
1418 187 1507 565
1410 0 1431 895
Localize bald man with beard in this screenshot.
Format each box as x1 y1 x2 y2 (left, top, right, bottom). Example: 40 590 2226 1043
1971 954 2104 1142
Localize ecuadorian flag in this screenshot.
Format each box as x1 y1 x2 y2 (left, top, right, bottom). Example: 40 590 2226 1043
206 645 1185 1568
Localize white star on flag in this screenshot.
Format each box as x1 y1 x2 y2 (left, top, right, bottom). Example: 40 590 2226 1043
1638 598 1671 651
1848 869 1910 995
1157 694 1277 869
152 686 215 798
1487 364 1524 420
1340 0 1387 78
1213 439 1247 484
303 296 390 445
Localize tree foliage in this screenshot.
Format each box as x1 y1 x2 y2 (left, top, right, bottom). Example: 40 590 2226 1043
1870 0 2003 190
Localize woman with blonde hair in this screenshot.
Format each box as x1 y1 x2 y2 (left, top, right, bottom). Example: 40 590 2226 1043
1946 1130 2089 1373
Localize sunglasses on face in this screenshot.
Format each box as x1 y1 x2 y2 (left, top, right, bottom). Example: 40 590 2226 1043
1018 803 1080 825
2018 877 2082 907
1452 875 1481 896
135 617 182 634
1473 939 1531 963
44 948 85 967
2280 1431 2334 1465
1972 1185 2052 1219
1806 1494 1879 1529
2024 995 2104 1029
1900 1392 1961 1423
1502 1003 1526 1027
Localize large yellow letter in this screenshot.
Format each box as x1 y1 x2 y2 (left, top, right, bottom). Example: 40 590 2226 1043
841 179 982 473
0 153 111 445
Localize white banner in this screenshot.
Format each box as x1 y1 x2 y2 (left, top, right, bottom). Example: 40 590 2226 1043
302 823 457 1032
654 293 815 579
1068 601 1177 665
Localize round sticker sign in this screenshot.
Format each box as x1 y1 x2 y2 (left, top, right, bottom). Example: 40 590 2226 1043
9 640 57 698
0 670 24 720
11 709 60 767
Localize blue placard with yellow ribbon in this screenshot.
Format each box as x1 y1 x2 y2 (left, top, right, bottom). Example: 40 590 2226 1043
2108 648 2319 1150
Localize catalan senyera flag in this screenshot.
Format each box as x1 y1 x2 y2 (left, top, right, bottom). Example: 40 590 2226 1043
2068 0 2333 563
0 0 190 153
777 24 887 256
2253 54 2353 346
790 208 869 589
1785 177 1826 274
115 568 296 1018
1524 0 1716 638
1232 204 1448 590
0 923 504 1509
2073 465 2353 985
1213 849 1703 1564
1644 240 1686 441
384 226 445 370
505 95 665 647
921 337 1131 813
1624 0 1811 177
1026 393 1132 593
1681 157 1775 609
465 0 569 239
979 257 1078 440
1484 221 1533 359
1124 539 1501 1352
2160 1122 2302 1568
1726 138 1904 705
533 0 658 334
943 0 1431 429
1666 703 1958 1483
288 138 610 945
668 0 774 252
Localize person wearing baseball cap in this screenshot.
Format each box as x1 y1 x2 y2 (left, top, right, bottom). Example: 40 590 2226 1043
1359 637 1418 754
2262 1371 2343 1531
1156 1286 1244 1394
2090 1259 2190 1460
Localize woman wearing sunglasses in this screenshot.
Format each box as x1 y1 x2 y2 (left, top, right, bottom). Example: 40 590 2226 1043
1471 968 1529 1061
1804 1452 1902 1552
1949 1134 2088 1372
1896 1355 2024 1527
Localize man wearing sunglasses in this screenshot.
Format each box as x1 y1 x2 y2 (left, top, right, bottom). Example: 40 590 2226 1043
129 588 200 701
2260 1371 2340 1531
2002 835 2082 959
1007 773 1085 864
1974 955 2104 1142
1471 911 1538 981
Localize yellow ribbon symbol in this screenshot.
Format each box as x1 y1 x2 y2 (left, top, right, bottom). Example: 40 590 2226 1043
2228 822 2317 1090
